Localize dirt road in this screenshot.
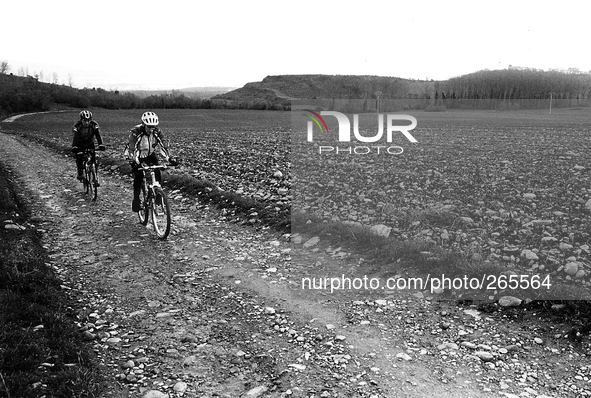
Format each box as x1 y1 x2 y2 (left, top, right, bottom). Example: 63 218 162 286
0 130 585 398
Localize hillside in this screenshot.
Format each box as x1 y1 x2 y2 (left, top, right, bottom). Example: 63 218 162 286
0 73 242 118
213 74 439 102
213 69 591 110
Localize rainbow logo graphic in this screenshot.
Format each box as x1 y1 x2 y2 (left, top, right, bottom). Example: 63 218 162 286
302 109 329 134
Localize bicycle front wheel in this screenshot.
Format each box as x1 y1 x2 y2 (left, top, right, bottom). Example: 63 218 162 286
151 186 171 240
89 164 98 201
83 163 91 194
138 183 149 226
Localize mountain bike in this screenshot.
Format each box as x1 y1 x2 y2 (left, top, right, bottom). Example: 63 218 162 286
78 149 99 201
137 163 171 239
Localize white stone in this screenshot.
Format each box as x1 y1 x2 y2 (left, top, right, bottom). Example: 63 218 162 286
520 249 539 261
498 296 522 307
396 353 412 361
564 262 579 276
245 386 268 397
303 236 320 248
474 351 494 361
173 382 188 393
143 391 169 398
369 224 391 238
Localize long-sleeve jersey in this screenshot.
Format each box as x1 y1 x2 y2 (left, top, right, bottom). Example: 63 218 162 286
72 120 103 148
127 124 169 161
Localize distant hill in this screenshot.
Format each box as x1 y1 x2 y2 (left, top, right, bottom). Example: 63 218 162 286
213 75 438 102
125 86 237 99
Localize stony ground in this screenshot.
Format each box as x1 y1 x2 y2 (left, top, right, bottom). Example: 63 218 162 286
0 130 590 398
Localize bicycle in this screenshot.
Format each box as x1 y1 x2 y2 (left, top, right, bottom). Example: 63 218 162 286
137 163 171 240
77 148 99 201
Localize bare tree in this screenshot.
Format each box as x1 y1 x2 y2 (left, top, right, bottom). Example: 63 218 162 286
53 72 59 84
68 72 74 87
0 60 9 74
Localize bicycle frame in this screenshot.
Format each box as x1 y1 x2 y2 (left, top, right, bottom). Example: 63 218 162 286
124 140 173 239
137 164 171 239
77 149 95 167
139 164 166 195
77 149 98 200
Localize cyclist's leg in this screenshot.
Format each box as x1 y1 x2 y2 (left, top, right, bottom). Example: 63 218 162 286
132 167 142 212
75 153 84 181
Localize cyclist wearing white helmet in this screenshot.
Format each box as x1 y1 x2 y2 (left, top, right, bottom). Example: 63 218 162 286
126 111 178 212
71 110 105 183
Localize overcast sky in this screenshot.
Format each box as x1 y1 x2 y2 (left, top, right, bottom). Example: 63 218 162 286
3 0 590 90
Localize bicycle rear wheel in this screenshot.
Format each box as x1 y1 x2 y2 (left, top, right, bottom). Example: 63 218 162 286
151 186 171 240
138 183 149 225
89 164 98 201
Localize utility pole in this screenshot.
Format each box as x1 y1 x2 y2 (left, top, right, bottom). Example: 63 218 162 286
375 90 382 114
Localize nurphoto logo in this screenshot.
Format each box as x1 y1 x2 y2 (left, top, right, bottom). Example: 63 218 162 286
303 110 418 155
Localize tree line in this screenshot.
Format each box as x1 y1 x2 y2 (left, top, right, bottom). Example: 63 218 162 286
430 69 591 108
0 71 286 119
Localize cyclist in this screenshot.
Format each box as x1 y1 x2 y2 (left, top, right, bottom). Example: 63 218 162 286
71 110 105 184
126 111 177 212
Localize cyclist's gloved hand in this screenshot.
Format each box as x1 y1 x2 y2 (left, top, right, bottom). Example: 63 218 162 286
71 146 78 153
98 144 106 151
168 157 179 166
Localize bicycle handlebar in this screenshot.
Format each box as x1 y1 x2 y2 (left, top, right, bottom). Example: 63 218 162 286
75 145 106 156
138 164 168 171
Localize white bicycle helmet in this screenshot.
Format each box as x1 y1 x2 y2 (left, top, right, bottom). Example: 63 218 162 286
141 111 159 126
79 110 92 120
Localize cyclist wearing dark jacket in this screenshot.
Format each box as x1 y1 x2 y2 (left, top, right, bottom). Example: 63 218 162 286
71 110 105 182
126 111 176 212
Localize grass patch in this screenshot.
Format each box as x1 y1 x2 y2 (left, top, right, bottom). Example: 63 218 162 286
0 161 105 398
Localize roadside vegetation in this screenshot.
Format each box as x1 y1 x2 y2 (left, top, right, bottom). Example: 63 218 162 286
0 162 105 398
